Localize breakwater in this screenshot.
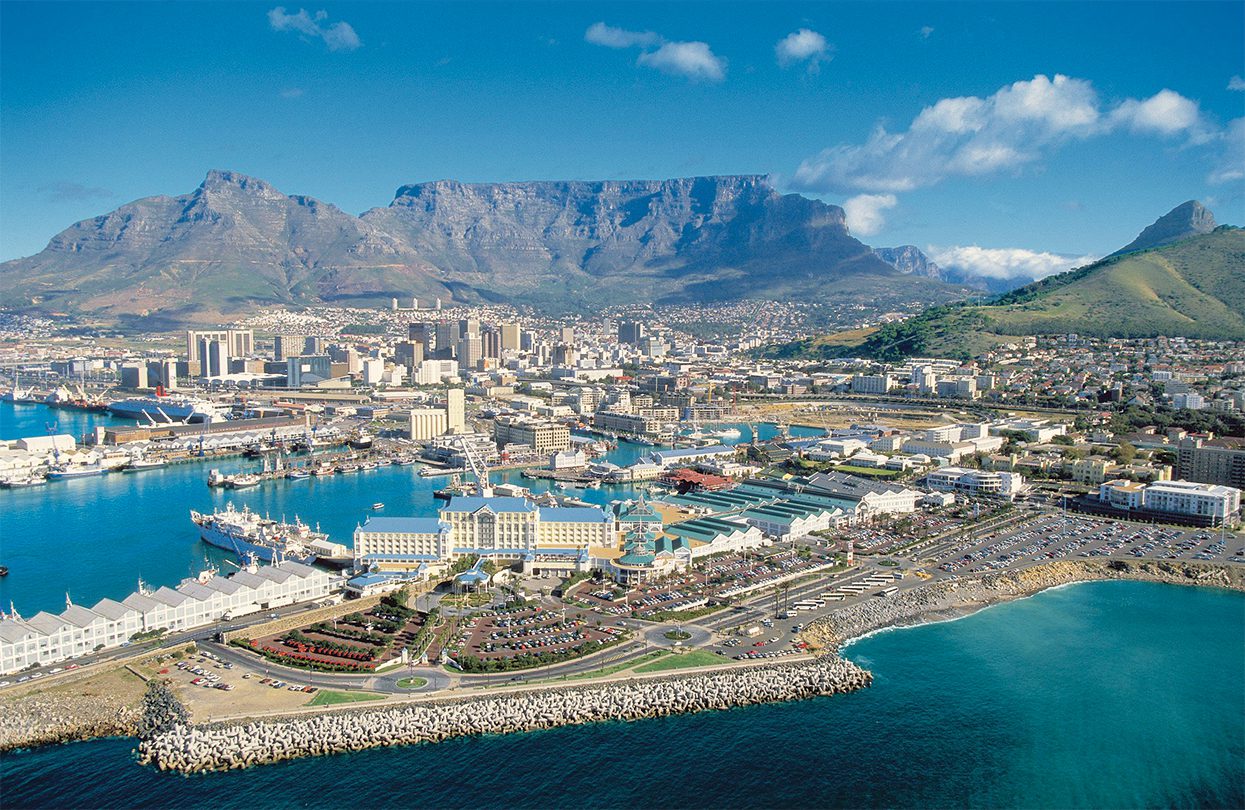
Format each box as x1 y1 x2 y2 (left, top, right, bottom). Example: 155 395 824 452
0 690 141 752
138 656 872 772
803 559 1245 649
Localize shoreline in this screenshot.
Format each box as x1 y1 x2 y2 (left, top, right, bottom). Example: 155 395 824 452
803 559 1245 653
4 559 1241 765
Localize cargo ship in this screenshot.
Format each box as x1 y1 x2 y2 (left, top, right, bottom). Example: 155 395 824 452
190 503 324 565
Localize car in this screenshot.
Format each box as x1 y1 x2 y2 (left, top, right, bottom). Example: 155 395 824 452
49 668 63 674
29 673 44 680
0 681 11 687
64 664 79 670
242 673 251 679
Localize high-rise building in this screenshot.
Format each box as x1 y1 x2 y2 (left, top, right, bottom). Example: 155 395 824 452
196 336 230 378
119 363 148 390
560 326 575 345
618 321 645 345
481 327 501 360
501 323 522 352
303 336 326 356
435 321 457 359
273 334 302 361
457 334 482 369
1177 438 1245 488
493 417 571 454
394 341 424 371
408 322 434 352
446 387 466 434
458 318 480 340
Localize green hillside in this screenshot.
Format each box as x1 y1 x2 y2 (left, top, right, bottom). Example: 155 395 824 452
766 227 1244 361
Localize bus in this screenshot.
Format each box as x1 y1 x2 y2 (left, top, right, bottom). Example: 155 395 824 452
874 586 899 598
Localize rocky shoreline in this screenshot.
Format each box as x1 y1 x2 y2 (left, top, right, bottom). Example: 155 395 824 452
802 559 1245 650
0 692 140 752
138 656 872 773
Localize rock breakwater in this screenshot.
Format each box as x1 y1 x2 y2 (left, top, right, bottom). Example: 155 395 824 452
0 693 140 752
138 656 871 772
804 559 1245 649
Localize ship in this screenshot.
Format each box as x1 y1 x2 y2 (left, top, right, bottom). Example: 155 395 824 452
46 464 106 480
107 389 230 424
190 502 324 565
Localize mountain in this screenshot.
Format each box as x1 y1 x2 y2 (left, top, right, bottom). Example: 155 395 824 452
1110 200 1217 256
0 172 967 322
873 246 944 279
769 224 1245 361
875 245 1040 293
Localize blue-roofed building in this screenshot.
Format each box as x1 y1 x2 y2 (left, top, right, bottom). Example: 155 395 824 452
354 516 451 573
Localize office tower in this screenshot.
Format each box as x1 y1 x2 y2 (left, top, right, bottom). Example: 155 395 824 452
500 322 522 352
303 336 326 356
560 326 575 345
618 321 645 345
481 327 501 360
458 318 480 340
457 333 482 369
435 320 457 359
446 387 466 433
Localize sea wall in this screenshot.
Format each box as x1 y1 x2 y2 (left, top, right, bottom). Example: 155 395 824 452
803 559 1245 649
0 691 141 752
138 656 872 773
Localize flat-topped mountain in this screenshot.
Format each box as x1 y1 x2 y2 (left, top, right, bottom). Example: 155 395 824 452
0 171 965 322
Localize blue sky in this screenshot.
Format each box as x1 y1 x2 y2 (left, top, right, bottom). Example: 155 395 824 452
2 1 1243 280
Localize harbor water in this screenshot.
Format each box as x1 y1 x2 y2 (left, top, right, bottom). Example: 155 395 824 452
0 402 820 615
2 580 1241 808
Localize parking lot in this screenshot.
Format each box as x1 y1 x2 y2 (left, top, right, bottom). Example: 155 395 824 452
161 648 317 718
925 514 1243 575
443 604 629 670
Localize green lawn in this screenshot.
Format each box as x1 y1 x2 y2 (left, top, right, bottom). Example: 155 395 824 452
632 649 728 674
530 651 671 684
396 677 428 689
306 689 386 706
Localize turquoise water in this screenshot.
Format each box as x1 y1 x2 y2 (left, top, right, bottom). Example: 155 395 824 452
0 401 129 443
0 411 819 615
2 581 1241 808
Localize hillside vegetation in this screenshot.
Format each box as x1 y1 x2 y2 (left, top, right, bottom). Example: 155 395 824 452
766 227 1244 361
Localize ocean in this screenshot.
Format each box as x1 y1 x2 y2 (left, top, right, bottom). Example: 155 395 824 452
2 580 1241 809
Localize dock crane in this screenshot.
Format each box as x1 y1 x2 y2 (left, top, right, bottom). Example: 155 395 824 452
456 436 493 498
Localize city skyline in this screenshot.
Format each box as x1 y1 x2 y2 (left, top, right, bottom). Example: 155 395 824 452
2 1 1243 284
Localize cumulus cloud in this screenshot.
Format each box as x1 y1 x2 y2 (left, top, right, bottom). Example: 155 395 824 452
929 245 1098 281
585 22 726 82
775 29 830 72
584 22 660 49
1110 89 1210 142
637 41 726 82
1229 75 1245 92
920 26 934 39
792 74 1211 195
268 7 361 51
842 193 898 236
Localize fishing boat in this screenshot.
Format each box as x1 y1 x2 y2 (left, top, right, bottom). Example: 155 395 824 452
1 476 46 488
226 474 261 489
286 469 311 480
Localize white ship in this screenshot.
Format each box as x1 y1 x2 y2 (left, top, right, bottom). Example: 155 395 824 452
107 392 230 424
190 503 324 565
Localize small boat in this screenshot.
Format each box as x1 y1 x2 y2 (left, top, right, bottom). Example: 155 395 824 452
287 469 310 480
124 458 166 472
1 477 46 489
586 480 601 489
0 565 8 577
46 465 105 480
336 464 359 474
227 474 261 489
371 502 385 510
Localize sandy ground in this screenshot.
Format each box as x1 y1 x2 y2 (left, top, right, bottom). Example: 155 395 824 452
162 655 318 721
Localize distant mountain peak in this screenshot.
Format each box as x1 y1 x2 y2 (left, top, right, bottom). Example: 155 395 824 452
1111 200 1217 256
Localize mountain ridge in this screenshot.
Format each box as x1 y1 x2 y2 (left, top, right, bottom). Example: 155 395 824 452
0 170 967 321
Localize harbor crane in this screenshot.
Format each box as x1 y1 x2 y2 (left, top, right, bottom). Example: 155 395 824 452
456 435 493 497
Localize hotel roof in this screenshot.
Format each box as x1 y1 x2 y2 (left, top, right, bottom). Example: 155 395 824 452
359 516 447 534
443 496 537 514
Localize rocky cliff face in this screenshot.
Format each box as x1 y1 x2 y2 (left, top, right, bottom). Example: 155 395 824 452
1 171 961 320
874 246 944 279
1111 200 1218 256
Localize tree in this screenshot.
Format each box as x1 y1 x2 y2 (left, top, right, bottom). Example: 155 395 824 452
1112 441 1137 464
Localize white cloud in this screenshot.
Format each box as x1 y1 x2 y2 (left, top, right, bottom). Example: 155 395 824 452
842 193 897 237
775 29 830 72
793 74 1213 196
1209 117 1245 184
1110 89 1208 141
280 87 305 98
920 26 934 39
268 7 361 52
637 41 726 82
584 22 660 49
1229 75 1245 92
585 22 725 82
929 245 1098 281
